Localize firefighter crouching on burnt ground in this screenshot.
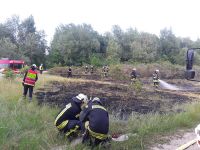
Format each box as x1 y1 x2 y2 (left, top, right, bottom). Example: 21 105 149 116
80 97 110 147
54 93 88 140
153 69 160 88
67 66 72 77
130 68 137 84
22 64 38 101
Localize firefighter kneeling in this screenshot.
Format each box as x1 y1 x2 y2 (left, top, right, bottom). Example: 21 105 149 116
80 97 110 147
54 93 88 140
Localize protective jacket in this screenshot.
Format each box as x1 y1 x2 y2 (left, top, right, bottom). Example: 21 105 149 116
67 68 72 77
153 73 159 82
90 66 94 73
131 70 137 79
54 97 82 134
80 100 109 140
23 69 38 86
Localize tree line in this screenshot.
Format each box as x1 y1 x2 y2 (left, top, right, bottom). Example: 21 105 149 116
0 15 47 65
1 15 200 68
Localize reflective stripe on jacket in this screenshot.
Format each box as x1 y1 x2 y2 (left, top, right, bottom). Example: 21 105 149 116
87 123 108 140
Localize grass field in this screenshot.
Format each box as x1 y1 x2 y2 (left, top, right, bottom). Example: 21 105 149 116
1 74 200 150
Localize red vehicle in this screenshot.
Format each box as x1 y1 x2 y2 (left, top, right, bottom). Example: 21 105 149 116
0 59 24 74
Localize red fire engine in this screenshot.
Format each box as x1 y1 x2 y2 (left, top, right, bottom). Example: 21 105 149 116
0 58 24 74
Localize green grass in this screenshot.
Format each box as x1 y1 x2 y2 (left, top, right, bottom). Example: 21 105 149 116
113 103 200 149
0 78 60 150
1 75 200 149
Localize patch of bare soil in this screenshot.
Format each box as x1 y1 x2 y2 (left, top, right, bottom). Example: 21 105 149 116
35 77 197 117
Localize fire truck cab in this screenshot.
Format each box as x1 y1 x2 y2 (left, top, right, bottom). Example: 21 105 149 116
0 58 24 74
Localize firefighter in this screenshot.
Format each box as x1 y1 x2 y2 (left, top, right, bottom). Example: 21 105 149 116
67 66 72 77
130 68 137 84
39 64 44 74
102 65 109 77
105 65 109 77
80 97 109 147
90 65 94 74
22 64 38 101
102 66 106 76
85 65 89 74
54 93 88 140
153 69 160 88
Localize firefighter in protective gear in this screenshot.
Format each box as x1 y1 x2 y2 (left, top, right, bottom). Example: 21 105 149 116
90 65 94 74
22 64 38 101
130 68 137 83
102 65 109 77
39 64 44 74
153 69 160 88
80 97 109 146
54 93 88 139
67 66 72 77
85 66 89 74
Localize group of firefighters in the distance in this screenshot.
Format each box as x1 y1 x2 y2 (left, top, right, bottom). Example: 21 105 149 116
21 64 160 147
67 65 109 78
67 65 160 88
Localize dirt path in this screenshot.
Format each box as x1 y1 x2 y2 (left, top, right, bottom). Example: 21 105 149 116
150 130 199 150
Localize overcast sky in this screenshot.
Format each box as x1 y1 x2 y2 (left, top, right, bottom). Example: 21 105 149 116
0 0 200 44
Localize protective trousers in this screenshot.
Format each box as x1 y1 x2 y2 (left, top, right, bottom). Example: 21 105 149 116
23 84 34 100
57 120 82 138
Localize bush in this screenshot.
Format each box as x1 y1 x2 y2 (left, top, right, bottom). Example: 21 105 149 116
110 65 127 80
129 79 142 95
90 55 105 67
4 69 16 80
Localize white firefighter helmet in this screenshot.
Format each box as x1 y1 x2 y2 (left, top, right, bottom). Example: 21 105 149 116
32 64 37 68
76 93 88 103
92 97 101 102
92 97 104 105
155 69 159 73
133 68 136 71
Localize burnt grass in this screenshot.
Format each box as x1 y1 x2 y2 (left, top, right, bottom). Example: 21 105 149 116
35 77 195 118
